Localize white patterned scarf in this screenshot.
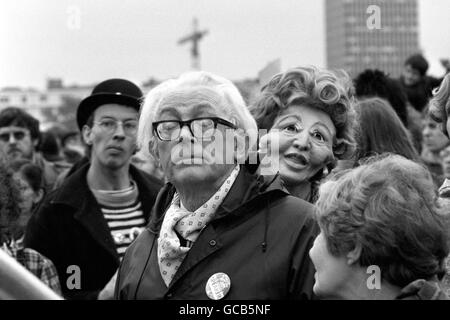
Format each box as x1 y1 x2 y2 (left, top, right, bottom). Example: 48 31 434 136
157 165 240 287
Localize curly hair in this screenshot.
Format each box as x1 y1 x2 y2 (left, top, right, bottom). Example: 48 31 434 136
0 162 22 243
250 66 357 160
315 154 449 288
429 73 450 137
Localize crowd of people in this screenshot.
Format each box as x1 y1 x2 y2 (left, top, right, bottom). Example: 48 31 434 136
1 53 450 300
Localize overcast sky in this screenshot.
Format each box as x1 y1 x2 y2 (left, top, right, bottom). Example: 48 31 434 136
1 0 449 89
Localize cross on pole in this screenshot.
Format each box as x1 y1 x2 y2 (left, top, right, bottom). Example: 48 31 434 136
177 18 208 70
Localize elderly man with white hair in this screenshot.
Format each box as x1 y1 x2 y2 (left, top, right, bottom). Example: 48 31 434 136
115 71 318 300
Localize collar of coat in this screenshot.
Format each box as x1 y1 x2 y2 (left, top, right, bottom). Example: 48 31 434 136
147 164 290 234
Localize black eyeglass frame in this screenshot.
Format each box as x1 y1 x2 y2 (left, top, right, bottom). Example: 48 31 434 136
152 117 237 141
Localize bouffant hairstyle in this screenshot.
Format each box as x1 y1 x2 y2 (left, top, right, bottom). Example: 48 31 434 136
315 154 449 288
429 73 450 137
250 66 356 160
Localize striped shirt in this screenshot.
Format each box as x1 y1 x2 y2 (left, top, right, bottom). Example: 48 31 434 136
91 180 146 259
101 200 146 258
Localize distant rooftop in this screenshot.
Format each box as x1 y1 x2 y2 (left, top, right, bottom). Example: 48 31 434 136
0 87 39 93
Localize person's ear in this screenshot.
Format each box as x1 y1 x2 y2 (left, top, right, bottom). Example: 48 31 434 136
82 125 93 146
346 243 362 266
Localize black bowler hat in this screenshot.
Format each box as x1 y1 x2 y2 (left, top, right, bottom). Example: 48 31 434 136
76 78 143 130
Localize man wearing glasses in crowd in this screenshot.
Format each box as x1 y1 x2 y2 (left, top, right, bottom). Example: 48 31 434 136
0 107 65 191
25 79 163 300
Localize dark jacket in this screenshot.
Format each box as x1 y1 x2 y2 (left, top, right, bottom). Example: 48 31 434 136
400 75 442 112
24 163 163 300
115 165 318 300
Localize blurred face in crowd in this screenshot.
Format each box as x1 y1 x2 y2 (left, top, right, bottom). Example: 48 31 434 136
402 64 422 87
0 126 37 161
309 231 356 299
422 117 449 153
152 87 237 188
13 172 42 215
262 104 336 188
83 104 138 170
64 133 85 156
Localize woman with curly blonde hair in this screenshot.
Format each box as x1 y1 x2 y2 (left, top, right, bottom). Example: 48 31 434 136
250 66 356 202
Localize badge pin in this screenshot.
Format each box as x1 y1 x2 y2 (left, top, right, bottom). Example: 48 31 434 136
205 272 231 300
129 227 144 241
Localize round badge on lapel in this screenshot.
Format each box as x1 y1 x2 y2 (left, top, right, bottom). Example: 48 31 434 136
205 273 231 300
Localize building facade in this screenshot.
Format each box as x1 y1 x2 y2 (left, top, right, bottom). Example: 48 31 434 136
0 78 159 130
325 0 419 78
0 79 92 128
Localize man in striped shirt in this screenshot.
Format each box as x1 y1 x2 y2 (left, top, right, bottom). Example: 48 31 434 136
25 79 163 300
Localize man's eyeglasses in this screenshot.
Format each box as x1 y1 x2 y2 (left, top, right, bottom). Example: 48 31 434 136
152 117 236 141
0 131 28 142
93 119 138 136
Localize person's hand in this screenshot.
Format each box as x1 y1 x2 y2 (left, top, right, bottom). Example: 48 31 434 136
97 270 117 300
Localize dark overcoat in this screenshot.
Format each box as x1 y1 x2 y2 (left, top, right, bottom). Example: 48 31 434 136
24 163 163 300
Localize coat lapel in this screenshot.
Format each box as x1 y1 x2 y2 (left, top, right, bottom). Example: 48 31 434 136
130 165 163 220
73 191 120 261
53 164 119 261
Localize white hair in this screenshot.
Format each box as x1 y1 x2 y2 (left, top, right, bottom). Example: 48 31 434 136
137 71 258 160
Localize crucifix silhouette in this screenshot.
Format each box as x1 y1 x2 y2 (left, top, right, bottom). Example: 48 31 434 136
177 18 208 70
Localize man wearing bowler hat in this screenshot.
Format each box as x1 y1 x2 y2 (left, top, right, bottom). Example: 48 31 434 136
25 79 163 300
